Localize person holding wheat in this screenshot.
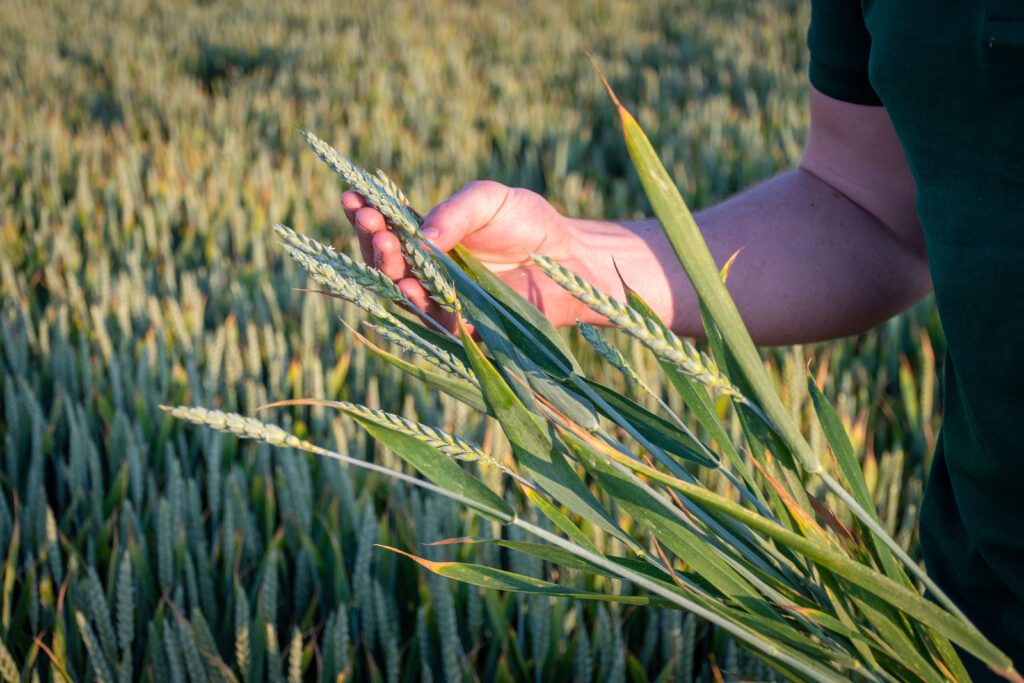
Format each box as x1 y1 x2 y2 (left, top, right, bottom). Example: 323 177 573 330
343 2 1023 678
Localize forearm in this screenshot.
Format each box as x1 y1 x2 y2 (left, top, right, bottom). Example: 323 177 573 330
570 168 932 345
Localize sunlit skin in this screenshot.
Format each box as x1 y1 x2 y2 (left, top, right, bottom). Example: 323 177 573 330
344 87 932 346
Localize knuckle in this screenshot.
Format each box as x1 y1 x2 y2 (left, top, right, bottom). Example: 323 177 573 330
463 179 507 196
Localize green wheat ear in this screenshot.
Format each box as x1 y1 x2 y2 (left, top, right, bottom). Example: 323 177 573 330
274 223 409 304
161 404 521 481
532 254 742 399
363 319 476 382
578 321 655 396
301 131 457 310
278 242 399 323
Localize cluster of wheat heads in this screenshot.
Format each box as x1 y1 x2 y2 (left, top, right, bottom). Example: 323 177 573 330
168 106 1017 681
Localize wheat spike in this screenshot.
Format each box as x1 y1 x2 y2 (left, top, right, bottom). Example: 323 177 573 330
116 554 134 683
188 610 226 683
301 131 420 234
265 622 283 683
76 610 114 683
176 620 209 683
0 639 19 683
375 169 417 214
276 223 452 339
287 628 302 683
323 606 350 681
363 320 476 382
578 322 656 396
532 255 741 399
301 131 456 310
83 567 117 661
233 583 251 677
353 503 377 646
156 499 174 591
279 244 400 324
274 224 409 303
162 405 520 481
337 403 501 466
163 406 310 450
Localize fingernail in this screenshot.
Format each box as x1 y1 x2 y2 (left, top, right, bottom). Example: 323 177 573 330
422 227 440 240
373 248 383 267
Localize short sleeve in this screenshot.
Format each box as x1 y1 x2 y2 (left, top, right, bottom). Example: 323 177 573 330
808 0 883 106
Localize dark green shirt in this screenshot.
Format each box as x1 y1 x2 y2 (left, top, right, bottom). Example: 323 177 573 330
808 0 1024 677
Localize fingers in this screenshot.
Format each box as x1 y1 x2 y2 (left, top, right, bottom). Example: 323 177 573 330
350 205 389 265
341 191 365 224
421 180 511 252
371 231 409 281
342 192 368 261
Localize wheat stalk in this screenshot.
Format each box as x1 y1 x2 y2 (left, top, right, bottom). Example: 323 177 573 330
301 131 456 310
532 255 741 399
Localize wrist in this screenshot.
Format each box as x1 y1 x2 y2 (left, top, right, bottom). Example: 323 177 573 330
557 217 616 326
562 216 683 328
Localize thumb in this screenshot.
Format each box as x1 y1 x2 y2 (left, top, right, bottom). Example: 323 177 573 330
421 180 511 252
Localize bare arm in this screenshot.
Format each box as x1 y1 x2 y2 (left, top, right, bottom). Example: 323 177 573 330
573 87 931 345
344 88 931 345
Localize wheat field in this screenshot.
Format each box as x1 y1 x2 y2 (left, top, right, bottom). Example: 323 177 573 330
0 0 943 680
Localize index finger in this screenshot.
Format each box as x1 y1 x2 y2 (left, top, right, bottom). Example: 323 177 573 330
342 191 366 225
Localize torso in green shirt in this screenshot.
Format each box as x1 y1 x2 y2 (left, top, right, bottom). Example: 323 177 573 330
809 0 1024 676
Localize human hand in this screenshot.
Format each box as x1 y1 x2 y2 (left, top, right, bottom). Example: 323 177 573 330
342 180 597 329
